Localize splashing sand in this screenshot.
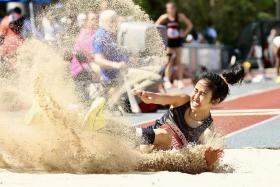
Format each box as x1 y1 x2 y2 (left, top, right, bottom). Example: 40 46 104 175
0 0 223 174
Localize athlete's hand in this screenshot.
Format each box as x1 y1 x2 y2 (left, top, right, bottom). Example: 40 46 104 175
133 89 143 97
204 147 223 171
133 90 152 104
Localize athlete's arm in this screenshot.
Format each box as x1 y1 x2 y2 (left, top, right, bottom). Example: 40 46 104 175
179 13 193 38
133 90 190 107
155 14 168 25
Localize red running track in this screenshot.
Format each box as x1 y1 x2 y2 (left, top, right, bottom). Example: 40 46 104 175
215 88 280 110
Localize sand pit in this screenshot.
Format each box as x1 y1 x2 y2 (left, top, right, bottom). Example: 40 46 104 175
0 149 279 187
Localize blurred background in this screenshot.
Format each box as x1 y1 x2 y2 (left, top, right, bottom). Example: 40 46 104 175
1 0 280 73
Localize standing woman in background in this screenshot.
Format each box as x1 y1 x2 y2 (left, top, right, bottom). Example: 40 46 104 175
156 1 193 89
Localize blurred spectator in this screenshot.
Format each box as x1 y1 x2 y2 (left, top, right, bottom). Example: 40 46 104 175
92 10 131 85
42 14 65 44
60 15 78 34
21 17 34 39
71 12 100 102
14 9 41 39
203 19 217 44
267 28 277 65
92 10 138 112
248 37 267 83
186 29 203 44
0 8 24 61
77 13 87 28
42 16 57 43
156 1 193 89
0 7 26 78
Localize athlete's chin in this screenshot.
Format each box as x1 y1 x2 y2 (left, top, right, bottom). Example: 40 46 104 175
190 104 200 111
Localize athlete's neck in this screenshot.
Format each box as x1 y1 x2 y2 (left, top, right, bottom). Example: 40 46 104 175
189 108 210 121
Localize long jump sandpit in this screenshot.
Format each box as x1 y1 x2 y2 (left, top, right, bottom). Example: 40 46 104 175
0 149 279 187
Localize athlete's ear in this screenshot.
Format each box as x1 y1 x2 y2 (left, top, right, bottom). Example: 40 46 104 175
211 98 220 105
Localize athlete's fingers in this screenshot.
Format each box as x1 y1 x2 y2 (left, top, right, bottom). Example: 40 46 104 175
207 147 223 153
142 91 149 98
132 89 143 96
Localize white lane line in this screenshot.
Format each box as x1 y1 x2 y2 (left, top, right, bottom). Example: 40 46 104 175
225 115 280 138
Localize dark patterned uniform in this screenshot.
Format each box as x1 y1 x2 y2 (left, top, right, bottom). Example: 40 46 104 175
142 101 213 149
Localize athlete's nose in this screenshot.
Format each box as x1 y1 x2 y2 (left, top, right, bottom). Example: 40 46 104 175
193 92 200 101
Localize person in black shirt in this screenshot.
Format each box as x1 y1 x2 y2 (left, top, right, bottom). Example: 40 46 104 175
156 1 193 89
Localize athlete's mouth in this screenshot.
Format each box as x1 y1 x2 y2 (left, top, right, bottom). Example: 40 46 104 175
192 100 200 107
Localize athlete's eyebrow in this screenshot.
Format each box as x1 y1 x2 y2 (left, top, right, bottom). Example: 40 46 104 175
195 86 208 92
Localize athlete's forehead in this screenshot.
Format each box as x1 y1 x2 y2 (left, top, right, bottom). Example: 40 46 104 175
194 79 210 93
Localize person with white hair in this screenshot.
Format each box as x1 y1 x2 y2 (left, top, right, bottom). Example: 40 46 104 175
92 10 131 84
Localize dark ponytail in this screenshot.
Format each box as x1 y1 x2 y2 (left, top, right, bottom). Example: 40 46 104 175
222 63 245 85
195 63 245 103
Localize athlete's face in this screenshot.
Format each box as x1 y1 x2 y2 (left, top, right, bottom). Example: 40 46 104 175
166 3 176 16
190 79 214 111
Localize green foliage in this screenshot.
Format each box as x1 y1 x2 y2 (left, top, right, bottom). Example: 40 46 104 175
133 0 166 20
133 0 275 45
0 3 6 18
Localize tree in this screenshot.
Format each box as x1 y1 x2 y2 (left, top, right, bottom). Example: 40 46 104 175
133 0 166 20
0 3 6 19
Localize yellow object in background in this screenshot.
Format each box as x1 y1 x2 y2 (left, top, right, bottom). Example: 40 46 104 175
276 76 280 84
83 97 106 130
243 61 251 71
